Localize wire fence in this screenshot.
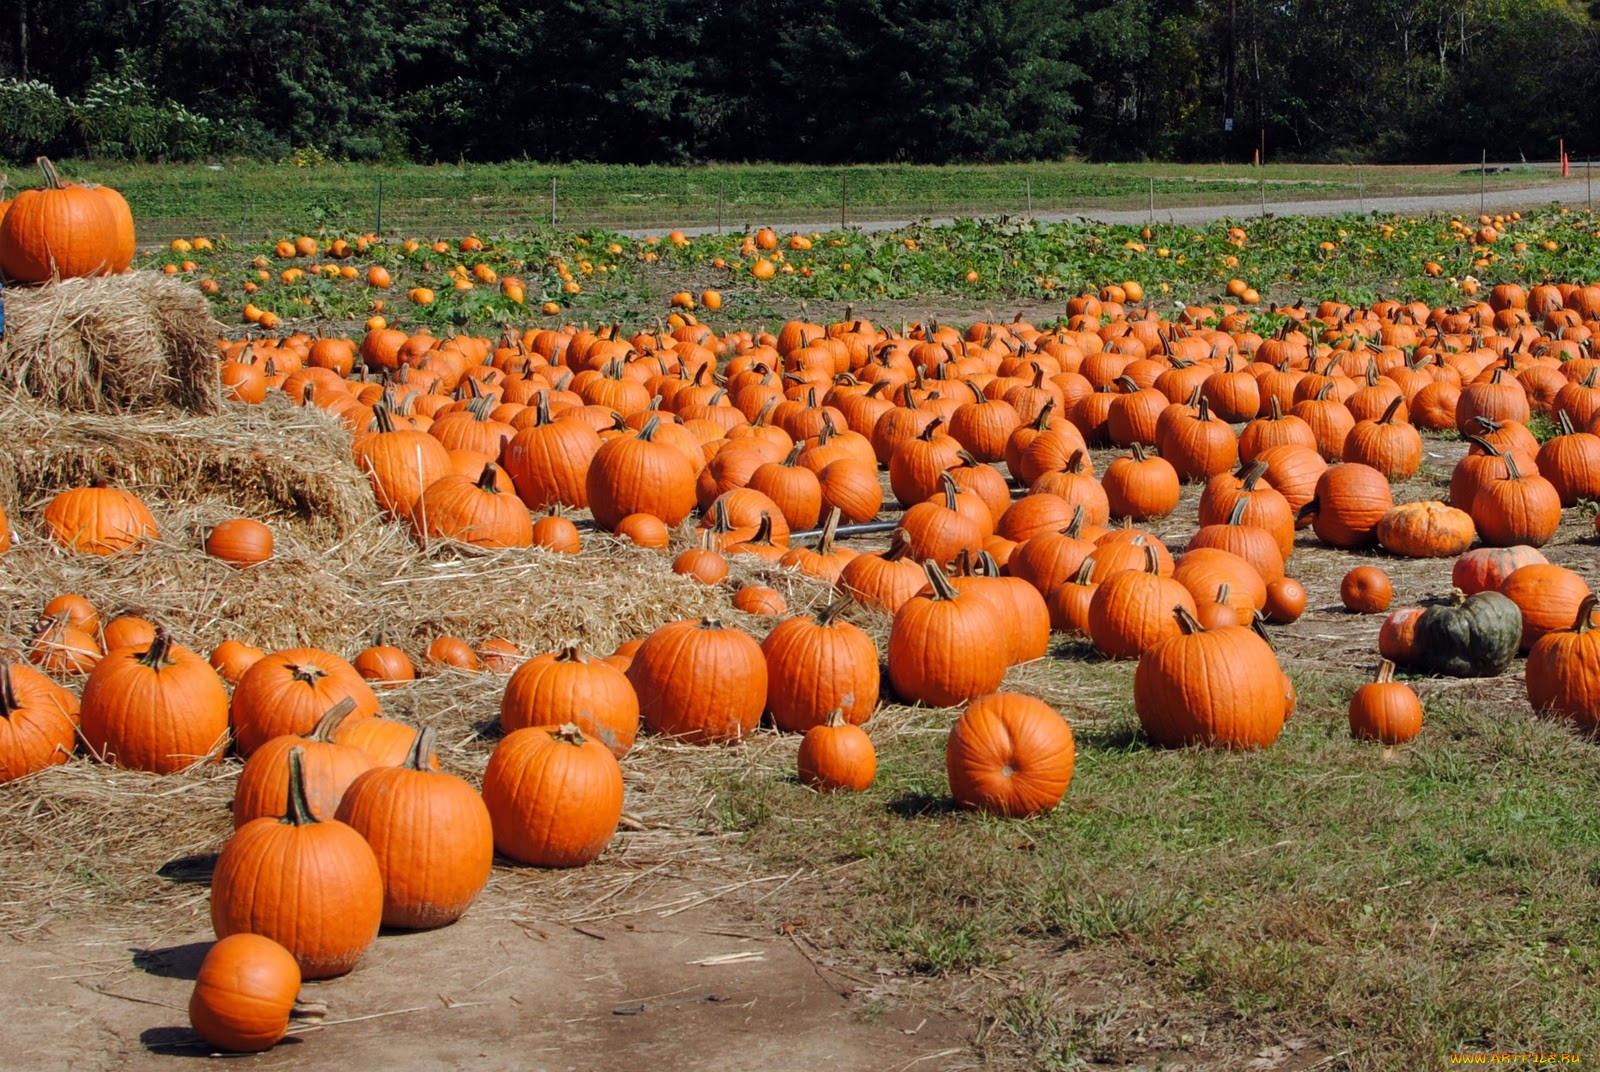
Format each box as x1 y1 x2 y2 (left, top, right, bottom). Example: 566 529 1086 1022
129 160 1599 245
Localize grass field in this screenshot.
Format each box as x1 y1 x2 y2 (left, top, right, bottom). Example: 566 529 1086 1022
27 158 1575 242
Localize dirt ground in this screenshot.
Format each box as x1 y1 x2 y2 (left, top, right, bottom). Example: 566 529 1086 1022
6 877 973 1072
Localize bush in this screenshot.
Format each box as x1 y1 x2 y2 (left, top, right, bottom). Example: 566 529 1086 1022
0 79 74 161
76 75 215 161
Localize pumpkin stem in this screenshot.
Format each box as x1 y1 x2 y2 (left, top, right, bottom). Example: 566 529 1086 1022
1173 605 1205 635
1379 396 1404 425
884 529 915 562
0 663 20 718
403 726 436 772
551 722 589 746
1250 611 1277 649
309 697 358 742
1141 541 1161 575
636 415 661 441
1073 556 1097 585
475 463 502 493
36 156 66 191
917 417 945 441
938 471 961 510
136 628 175 670
288 663 327 687
815 507 841 553
1031 399 1056 430
1062 504 1085 539
554 643 589 663
1373 658 1398 684
1503 453 1526 481
781 441 804 467
281 747 320 827
1571 595 1598 635
1557 411 1576 437
1130 442 1148 463
816 596 854 627
975 550 1004 577
1226 497 1250 526
1239 457 1269 490
921 559 960 601
1214 582 1232 605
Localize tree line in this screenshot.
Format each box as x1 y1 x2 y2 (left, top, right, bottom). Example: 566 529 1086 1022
4 0 1597 165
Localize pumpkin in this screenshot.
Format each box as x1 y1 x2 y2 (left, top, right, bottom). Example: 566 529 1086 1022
587 416 701 529
797 712 877 792
1499 564 1592 652
1255 444 1327 524
1375 501 1475 559
211 747 384 978
1378 607 1424 664
0 157 121 282
30 616 101 675
1101 443 1180 521
529 509 582 554
1006 507 1096 598
330 714 438 769
352 408 453 519
1452 545 1547 595
888 562 1008 707
1342 397 1422 480
42 593 99 633
210 640 266 685
1306 463 1393 549
481 723 623 867
413 463 534 548
733 585 787 615
233 699 375 828
501 643 639 757
1133 607 1287 748
960 551 1050 665
899 473 987 566
205 519 274 567
946 692 1075 817
1536 412 1600 507
1185 498 1285 583
627 618 767 744
230 648 381 757
1263 577 1307 624
0 661 77 783
503 394 603 510
614 512 671 548
1470 453 1561 549
42 485 158 555
838 531 926 614
1088 544 1199 659
1340 566 1393 614
673 538 729 585
353 641 415 687
1348 659 1423 744
1413 590 1521 677
335 727 493 929
1526 595 1600 732
426 635 483 671
1173 547 1267 613
762 599 879 731
101 615 157 653
188 934 303 1053
79 629 229 773
1197 459 1295 560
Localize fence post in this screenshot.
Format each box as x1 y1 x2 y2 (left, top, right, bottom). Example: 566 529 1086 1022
1356 167 1363 214
1480 150 1486 215
1148 177 1154 223
1259 179 1266 218
717 182 724 234
1025 176 1032 217
550 176 557 228
1589 156 1593 211
375 178 383 235
841 173 848 230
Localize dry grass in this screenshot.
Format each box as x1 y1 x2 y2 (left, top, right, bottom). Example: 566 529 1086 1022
0 272 221 414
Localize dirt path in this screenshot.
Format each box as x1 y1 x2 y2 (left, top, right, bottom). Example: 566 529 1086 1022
6 881 971 1072
627 178 1596 238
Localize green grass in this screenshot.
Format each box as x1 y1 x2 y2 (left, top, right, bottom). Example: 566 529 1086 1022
704 657 1600 1069
18 158 1572 242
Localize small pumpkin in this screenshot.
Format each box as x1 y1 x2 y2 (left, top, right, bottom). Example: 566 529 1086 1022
188 934 304 1053
797 712 877 792
79 629 229 773
1340 566 1393 614
1348 659 1423 744
205 519 275 567
42 485 158 555
1451 545 1547 595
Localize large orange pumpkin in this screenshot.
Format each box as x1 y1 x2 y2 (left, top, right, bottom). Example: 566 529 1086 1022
626 618 768 744
481 723 623 867
946 693 1075 818
0 158 121 282
1133 607 1287 748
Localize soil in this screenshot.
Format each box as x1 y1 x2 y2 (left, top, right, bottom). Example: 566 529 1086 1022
5 880 972 1072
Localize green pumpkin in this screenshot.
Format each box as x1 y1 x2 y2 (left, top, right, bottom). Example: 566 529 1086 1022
1415 590 1521 678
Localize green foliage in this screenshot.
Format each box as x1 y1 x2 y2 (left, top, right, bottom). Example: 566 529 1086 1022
0 79 73 160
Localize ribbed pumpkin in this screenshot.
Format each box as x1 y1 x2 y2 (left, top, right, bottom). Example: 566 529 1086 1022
353 641 415 687
1307 463 1393 549
587 416 700 530
0 661 77 783
1348 659 1423 744
42 485 158 555
1342 397 1422 480
79 630 229 773
762 599 879 731
1470 453 1561 549
1185 498 1286 583
0 158 120 281
211 748 384 979
732 585 788 616
503 394 603 510
230 649 381 757
1101 443 1181 521
413 463 534 548
1088 545 1199 659
481 723 623 867
838 531 926 614
797 712 877 792
946 692 1075 817
101 615 157 653
335 727 493 929
1526 595 1600 732
627 618 768 744
1535 413 1600 507
210 640 266 685
957 551 1050 665
1499 564 1592 652
1413 590 1522 677
1451 545 1547 595
188 934 303 1054
1376 501 1476 558
205 519 274 567
1133 607 1286 748
888 562 1007 707
352 408 452 519
501 644 639 757
233 700 376 829
1196 460 1294 560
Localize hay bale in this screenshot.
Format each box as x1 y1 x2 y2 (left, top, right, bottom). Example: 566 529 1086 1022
0 271 221 413
0 395 378 534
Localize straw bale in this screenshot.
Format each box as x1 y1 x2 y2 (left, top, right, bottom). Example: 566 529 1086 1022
0 271 221 413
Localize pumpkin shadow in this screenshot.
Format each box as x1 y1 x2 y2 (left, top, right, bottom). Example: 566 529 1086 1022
132 941 212 981
887 791 962 819
1074 724 1148 752
140 1026 302 1057
156 853 217 885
